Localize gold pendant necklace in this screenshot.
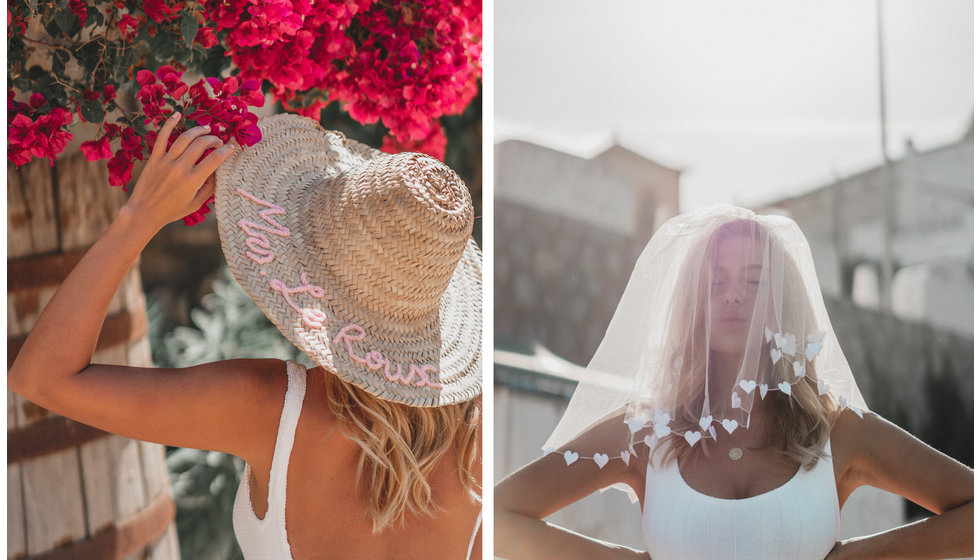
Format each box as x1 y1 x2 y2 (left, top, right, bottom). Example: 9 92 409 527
728 447 743 461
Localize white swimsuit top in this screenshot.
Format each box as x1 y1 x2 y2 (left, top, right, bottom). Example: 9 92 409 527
642 440 839 559
232 360 482 560
233 360 307 560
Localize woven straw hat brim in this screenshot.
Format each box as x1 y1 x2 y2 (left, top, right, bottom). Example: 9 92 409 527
214 114 482 407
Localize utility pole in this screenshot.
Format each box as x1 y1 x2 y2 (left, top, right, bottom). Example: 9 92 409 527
876 0 894 313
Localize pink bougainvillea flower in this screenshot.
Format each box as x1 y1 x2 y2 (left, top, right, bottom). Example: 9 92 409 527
181 195 214 225
118 14 139 40
143 0 180 23
69 0 88 26
136 69 157 87
102 84 116 101
107 151 135 186
234 123 261 146
195 25 219 48
80 136 113 161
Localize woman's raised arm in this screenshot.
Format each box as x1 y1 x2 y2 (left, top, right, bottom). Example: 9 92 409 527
827 410 973 559
495 413 650 560
7 113 282 461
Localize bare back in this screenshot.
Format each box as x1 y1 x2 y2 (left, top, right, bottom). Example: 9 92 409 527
245 365 482 560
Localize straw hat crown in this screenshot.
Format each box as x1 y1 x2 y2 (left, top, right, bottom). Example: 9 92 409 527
312 151 474 324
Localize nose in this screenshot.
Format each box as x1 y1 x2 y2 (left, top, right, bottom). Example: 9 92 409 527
721 283 746 305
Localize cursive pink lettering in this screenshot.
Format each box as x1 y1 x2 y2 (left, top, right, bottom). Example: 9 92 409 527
269 273 326 330
236 188 291 264
333 323 443 389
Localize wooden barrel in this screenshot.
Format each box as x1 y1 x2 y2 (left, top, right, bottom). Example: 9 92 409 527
7 154 180 560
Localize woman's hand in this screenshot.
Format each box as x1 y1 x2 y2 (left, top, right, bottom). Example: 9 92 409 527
121 112 236 231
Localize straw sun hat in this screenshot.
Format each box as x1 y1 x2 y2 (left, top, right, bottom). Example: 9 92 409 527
214 114 481 407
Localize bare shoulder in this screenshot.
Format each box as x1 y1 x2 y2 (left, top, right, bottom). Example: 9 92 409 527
830 408 972 514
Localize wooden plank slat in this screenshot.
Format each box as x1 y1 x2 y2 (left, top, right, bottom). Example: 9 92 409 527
7 285 59 338
80 437 147 536
8 463 26 558
23 491 175 560
56 154 121 252
8 415 110 464
22 448 87 556
7 308 148 369
7 249 87 292
7 160 59 259
138 442 170 504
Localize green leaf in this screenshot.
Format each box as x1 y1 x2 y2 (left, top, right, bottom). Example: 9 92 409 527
90 7 104 27
173 46 191 63
80 99 105 123
43 17 62 38
52 55 65 76
53 8 75 35
180 13 199 48
56 0 69 9
27 65 47 79
149 31 177 60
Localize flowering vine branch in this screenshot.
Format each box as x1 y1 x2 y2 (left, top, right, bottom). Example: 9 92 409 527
8 0 481 224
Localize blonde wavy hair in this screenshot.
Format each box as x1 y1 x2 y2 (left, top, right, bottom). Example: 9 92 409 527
322 371 481 533
655 219 838 470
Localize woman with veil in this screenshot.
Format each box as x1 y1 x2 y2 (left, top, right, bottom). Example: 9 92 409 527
496 205 972 559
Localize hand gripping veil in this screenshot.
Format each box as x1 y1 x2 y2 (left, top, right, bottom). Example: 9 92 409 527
543 205 868 471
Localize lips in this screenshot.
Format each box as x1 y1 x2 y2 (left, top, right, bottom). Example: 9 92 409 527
718 314 745 328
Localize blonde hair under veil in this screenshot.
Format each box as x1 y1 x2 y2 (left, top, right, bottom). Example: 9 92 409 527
542 205 868 481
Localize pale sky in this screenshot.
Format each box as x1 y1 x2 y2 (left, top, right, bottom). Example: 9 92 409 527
493 0 974 211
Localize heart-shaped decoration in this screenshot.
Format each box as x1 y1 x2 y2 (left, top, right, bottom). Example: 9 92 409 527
850 406 864 419
773 332 784 348
620 450 631 465
683 431 701 447
627 417 644 434
739 380 757 393
769 348 781 364
698 415 713 431
759 384 769 399
805 342 821 361
594 453 609 469
563 451 579 465
839 395 848 409
543 447 555 456
643 434 657 448
731 391 742 408
818 380 830 396
765 327 774 342
722 419 738 434
793 361 805 377
654 424 671 439
778 381 792 395
708 425 717 440
781 334 797 356
653 411 671 427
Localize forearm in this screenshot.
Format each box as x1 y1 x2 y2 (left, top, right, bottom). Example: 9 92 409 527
841 500 972 560
8 206 159 398
495 508 646 560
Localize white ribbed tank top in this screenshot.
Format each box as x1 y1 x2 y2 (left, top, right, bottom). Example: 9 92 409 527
232 360 482 560
642 440 839 559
